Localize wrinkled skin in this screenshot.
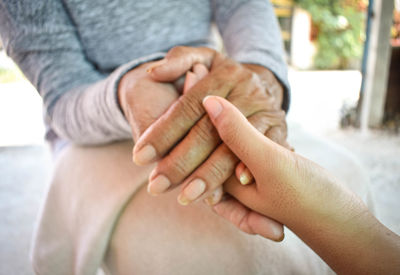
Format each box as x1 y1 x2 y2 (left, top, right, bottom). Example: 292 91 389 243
118 61 180 142
133 46 291 203
118 47 288 240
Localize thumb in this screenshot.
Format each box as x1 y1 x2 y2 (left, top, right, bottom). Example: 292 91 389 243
202 96 272 170
147 46 216 82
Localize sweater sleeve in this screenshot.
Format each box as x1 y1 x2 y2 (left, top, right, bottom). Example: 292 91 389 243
0 0 165 145
211 0 290 111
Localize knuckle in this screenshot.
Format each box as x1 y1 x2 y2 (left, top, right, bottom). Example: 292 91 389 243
207 161 228 184
174 160 190 179
168 46 187 57
179 95 204 122
165 154 191 182
249 115 269 134
229 206 247 227
191 119 215 144
204 148 236 187
223 62 241 76
242 70 255 82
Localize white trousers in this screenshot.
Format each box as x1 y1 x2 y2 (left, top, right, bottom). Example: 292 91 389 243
31 124 372 275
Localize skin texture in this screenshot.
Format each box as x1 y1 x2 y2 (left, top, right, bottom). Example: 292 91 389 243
117 55 284 240
118 61 180 142
203 95 400 275
132 46 290 207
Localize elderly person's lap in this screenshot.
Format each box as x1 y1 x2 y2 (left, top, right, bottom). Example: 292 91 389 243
31 125 371 275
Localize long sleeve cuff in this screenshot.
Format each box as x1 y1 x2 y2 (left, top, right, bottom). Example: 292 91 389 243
49 52 166 145
107 52 167 133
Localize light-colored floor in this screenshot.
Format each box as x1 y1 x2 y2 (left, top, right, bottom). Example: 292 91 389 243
0 64 399 274
0 146 51 275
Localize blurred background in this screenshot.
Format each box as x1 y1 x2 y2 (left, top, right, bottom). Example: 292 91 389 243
1 0 399 274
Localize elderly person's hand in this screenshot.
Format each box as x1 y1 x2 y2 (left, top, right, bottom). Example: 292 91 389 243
132 46 290 205
118 61 182 142
119 56 285 241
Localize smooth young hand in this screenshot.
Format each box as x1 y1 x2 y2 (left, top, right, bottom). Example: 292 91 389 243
203 95 400 275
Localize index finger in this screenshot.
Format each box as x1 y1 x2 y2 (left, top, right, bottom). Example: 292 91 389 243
148 46 217 82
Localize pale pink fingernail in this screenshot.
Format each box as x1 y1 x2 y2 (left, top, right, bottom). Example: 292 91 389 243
147 174 171 196
203 96 223 119
133 144 157 165
178 178 206 205
271 224 284 241
258 218 284 241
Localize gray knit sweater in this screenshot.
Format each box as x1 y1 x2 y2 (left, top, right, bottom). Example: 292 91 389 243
0 0 288 145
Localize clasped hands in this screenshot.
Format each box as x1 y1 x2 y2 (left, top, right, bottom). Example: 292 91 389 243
118 46 290 241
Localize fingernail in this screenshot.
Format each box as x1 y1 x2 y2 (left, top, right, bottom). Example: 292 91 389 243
268 222 284 241
256 216 284 241
147 174 171 195
146 59 167 73
272 225 284 241
133 144 156 165
178 178 206 205
276 233 285 242
177 193 190 206
239 168 253 185
203 96 223 119
205 187 223 206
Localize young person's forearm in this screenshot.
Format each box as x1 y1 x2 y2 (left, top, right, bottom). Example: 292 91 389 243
285 158 400 274
202 95 400 274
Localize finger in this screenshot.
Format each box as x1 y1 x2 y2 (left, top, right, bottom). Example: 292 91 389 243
235 162 254 185
147 115 221 195
265 123 294 151
183 71 198 94
148 46 217 82
147 65 216 195
175 112 269 204
193 63 209 80
183 64 209 95
202 96 274 171
176 143 238 205
122 77 179 142
173 75 186 94
133 62 239 165
213 196 284 241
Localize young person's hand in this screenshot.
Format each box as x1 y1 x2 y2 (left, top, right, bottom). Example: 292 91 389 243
132 46 290 207
202 95 400 275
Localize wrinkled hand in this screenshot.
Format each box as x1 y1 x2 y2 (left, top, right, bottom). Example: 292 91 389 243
133 47 290 204
124 50 286 241
182 64 285 241
118 61 181 142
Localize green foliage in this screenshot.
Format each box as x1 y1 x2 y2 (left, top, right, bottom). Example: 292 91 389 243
0 67 23 83
295 0 365 69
